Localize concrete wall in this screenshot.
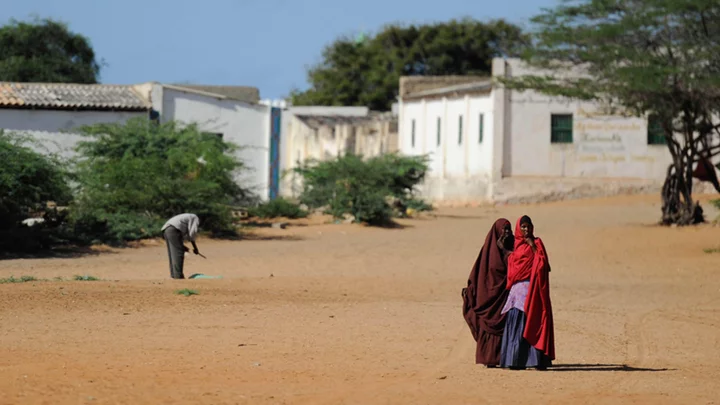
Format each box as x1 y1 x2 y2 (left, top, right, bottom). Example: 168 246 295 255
155 86 272 200
399 59 687 203
503 58 671 181
287 106 369 117
399 91 496 201
279 111 398 198
0 109 146 158
353 120 397 157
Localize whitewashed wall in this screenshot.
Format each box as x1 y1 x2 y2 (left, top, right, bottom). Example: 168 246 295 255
0 109 146 158
156 87 272 200
503 58 671 180
399 92 496 201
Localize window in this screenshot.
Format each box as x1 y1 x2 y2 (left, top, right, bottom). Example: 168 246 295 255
436 117 442 146
551 114 573 143
647 115 665 145
458 115 464 145
478 113 485 143
411 119 416 148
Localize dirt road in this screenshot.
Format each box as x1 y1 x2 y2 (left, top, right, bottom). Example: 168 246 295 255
1 195 718 404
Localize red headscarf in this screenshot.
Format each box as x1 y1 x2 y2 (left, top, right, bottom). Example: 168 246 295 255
506 217 537 289
506 216 555 360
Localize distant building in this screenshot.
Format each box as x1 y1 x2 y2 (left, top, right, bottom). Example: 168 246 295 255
280 106 398 197
397 58 687 203
141 83 280 200
0 81 283 201
0 82 151 159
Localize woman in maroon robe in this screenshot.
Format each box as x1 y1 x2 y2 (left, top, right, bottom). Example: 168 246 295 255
462 218 514 367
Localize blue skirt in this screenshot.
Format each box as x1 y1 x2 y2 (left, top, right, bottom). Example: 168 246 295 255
499 308 552 369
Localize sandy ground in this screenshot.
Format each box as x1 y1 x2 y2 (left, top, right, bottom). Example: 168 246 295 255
0 195 719 405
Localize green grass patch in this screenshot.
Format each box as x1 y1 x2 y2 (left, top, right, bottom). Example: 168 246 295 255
703 247 720 254
176 288 199 297
73 274 100 281
0 275 38 284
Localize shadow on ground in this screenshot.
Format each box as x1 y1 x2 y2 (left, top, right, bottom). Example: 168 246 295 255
0 246 116 261
550 364 674 372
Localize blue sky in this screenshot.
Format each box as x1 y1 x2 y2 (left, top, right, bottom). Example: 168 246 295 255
5 0 557 99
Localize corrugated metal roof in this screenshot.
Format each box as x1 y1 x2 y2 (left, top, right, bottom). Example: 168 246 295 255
0 83 150 110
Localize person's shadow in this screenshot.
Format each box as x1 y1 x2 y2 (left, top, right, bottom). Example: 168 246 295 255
549 364 673 372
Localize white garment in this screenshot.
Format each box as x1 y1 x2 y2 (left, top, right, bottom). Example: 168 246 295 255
161 213 200 241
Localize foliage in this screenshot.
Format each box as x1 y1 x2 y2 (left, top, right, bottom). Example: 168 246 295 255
248 198 308 219
399 198 434 217
504 0 720 225
291 19 528 110
69 118 250 243
0 275 39 284
176 288 199 296
0 17 101 83
294 153 430 225
0 130 71 252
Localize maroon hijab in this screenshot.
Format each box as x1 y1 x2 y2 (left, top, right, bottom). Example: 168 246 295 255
462 218 511 340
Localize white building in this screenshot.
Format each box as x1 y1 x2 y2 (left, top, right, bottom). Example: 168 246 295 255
142 83 280 200
0 82 150 159
280 106 398 197
398 58 678 203
0 82 284 201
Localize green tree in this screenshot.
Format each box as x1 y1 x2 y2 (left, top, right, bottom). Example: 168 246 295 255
70 118 250 243
291 19 528 111
504 0 720 225
0 130 71 252
0 17 101 83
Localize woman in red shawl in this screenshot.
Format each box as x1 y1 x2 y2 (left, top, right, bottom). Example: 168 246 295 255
462 218 514 367
500 215 555 370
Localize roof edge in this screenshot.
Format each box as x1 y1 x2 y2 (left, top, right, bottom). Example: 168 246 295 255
401 79 494 100
161 84 230 100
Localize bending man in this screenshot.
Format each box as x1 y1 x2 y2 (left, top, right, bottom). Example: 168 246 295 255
162 213 200 279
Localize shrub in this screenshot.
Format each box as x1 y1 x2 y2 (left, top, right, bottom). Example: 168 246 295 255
0 130 71 252
69 118 251 244
293 153 430 225
0 275 39 284
176 288 199 296
248 198 308 219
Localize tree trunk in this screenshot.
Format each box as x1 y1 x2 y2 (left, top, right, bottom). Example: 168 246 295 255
661 163 704 225
660 114 705 226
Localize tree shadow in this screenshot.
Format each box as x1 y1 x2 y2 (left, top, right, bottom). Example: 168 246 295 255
238 232 304 242
550 364 673 372
431 214 487 220
240 221 309 228
373 221 413 230
0 245 115 261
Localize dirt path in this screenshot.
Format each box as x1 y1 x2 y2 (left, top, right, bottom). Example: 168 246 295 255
1 195 718 404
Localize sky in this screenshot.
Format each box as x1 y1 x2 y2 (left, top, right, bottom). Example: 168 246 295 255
4 0 557 100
